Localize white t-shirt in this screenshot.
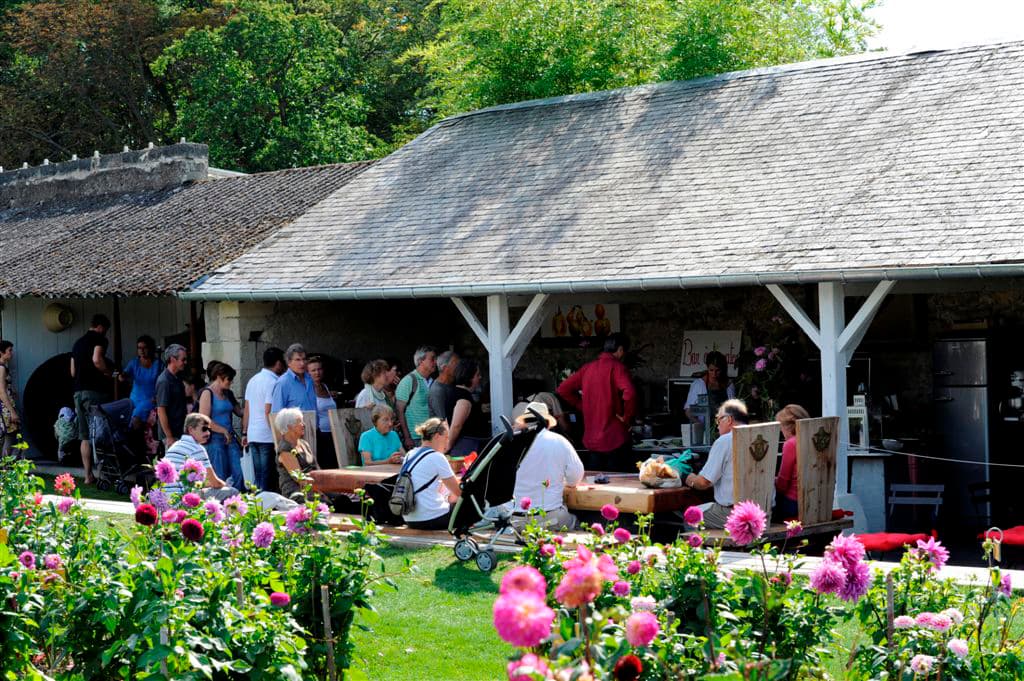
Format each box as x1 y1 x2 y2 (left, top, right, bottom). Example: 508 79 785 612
402 447 455 523
684 378 737 421
354 384 389 409
513 428 584 511
244 368 280 443
697 430 734 506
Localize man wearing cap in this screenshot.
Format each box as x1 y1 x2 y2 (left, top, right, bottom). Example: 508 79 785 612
511 401 585 530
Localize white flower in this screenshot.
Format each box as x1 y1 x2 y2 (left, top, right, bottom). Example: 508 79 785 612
630 596 657 612
941 607 964 625
947 638 969 658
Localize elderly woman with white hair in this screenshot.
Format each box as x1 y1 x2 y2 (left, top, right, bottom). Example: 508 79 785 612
275 407 325 503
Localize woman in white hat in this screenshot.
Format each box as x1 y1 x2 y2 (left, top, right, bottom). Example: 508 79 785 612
511 401 585 531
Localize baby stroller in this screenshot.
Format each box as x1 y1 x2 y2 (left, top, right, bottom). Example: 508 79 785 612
88 399 155 494
448 409 548 572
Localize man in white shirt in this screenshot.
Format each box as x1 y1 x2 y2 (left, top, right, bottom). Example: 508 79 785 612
512 402 585 530
242 347 286 491
683 399 749 529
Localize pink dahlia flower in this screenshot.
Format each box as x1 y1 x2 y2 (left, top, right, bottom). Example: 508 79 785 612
626 560 641 575
942 608 964 625
130 485 143 508
753 346 767 357
135 503 158 526
43 554 62 570
181 459 206 484
507 653 549 681
613 528 632 544
501 566 547 599
54 473 76 496
18 550 36 570
688 534 703 548
270 592 291 607
624 611 660 647
683 506 703 525
493 592 555 647
590 522 606 536
915 612 952 632
838 559 871 603
913 536 949 573
539 543 556 558
519 497 532 511
755 359 768 372
601 504 619 521
57 497 75 515
223 495 248 516
285 505 313 534
785 520 802 539
612 580 631 597
809 559 846 595
154 459 177 485
630 596 656 611
556 547 612 607
252 522 275 548
999 572 1013 597
947 638 969 658
826 533 866 571
893 615 915 629
181 492 202 509
204 500 225 523
725 501 767 545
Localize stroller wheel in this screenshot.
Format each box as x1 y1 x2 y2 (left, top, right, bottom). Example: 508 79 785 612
96 478 112 492
454 538 478 562
475 549 497 572
115 481 130 496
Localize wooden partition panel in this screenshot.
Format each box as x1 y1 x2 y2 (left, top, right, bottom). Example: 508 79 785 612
327 407 374 468
731 422 781 512
794 416 840 524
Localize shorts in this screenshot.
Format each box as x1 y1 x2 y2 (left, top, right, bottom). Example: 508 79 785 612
74 390 107 440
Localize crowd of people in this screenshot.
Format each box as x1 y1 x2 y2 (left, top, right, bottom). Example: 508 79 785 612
4 316 819 534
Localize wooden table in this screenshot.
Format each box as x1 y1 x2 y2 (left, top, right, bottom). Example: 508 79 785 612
564 474 710 514
312 466 708 516
310 465 399 494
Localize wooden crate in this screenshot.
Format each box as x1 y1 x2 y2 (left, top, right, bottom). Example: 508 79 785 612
795 416 840 525
731 422 781 511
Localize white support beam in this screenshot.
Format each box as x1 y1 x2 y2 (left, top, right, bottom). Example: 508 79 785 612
837 280 897 356
818 282 850 494
502 293 551 369
486 295 514 434
451 296 489 348
766 284 822 348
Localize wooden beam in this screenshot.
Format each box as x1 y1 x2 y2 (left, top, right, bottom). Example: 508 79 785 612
766 284 821 348
451 297 489 347
502 293 551 368
837 280 897 356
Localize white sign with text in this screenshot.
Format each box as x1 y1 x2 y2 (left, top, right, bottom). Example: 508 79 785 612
679 330 741 377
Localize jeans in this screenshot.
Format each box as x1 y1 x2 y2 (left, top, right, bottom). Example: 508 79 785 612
249 442 277 492
206 434 243 489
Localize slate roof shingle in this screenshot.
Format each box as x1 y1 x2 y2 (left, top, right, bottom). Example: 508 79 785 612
0 161 374 297
190 42 1024 300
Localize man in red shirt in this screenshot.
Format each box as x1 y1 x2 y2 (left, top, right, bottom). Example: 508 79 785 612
557 333 637 471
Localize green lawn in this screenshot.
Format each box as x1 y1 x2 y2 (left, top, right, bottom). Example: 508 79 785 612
37 472 128 503
350 545 513 680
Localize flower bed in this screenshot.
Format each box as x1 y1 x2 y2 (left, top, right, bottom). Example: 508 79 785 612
496 501 1024 680
0 457 398 679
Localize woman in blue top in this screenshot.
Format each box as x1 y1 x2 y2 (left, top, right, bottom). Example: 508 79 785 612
119 335 164 429
199 362 245 488
358 405 404 466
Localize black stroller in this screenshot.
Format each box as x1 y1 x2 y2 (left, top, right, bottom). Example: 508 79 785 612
88 399 154 495
448 410 548 572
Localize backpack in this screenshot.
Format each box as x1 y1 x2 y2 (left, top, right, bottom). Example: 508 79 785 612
388 447 438 516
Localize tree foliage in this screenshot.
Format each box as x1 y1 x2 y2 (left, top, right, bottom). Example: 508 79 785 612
0 0 878 171
417 0 878 116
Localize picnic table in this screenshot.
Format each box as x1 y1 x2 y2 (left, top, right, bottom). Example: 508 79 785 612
309 465 707 516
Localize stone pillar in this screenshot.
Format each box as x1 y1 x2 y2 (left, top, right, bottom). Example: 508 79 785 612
202 301 243 379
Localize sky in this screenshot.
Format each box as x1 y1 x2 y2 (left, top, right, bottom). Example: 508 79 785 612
867 0 1024 53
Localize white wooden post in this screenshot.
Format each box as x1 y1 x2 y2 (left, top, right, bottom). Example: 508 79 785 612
818 282 850 493
486 294 514 433
453 294 552 433
767 281 897 497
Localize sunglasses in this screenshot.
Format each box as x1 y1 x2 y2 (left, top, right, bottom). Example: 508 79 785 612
715 414 732 424
199 426 211 433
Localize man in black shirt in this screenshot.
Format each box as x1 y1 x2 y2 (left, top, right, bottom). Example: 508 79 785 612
155 344 188 449
70 314 112 484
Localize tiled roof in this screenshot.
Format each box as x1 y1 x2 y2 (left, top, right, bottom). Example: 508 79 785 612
190 42 1024 299
0 161 374 297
